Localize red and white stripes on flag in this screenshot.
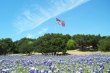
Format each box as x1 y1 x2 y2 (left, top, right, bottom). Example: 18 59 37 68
56 18 65 27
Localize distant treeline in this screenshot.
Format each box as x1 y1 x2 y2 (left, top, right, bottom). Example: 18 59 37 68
0 33 110 55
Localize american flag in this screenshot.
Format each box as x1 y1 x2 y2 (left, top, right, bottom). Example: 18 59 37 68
56 18 65 27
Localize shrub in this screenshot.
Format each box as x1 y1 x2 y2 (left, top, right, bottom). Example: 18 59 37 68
98 38 110 51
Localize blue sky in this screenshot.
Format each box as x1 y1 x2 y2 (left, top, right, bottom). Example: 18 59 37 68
0 0 110 41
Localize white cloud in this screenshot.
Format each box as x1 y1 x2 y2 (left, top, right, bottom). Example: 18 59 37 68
26 33 34 38
14 0 90 33
38 28 48 35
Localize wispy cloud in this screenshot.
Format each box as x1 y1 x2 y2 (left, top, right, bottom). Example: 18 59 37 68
14 0 90 33
38 28 48 35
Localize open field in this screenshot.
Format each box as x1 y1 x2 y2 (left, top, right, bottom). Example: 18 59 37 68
33 50 110 55
0 51 110 73
67 50 110 55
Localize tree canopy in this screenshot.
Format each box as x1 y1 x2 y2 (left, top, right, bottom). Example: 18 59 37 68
33 33 69 54
98 38 110 51
67 39 76 50
0 33 110 55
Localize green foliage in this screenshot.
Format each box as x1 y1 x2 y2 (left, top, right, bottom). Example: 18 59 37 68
67 39 76 50
16 38 34 55
62 48 67 54
98 38 110 51
0 38 14 55
72 34 101 51
33 33 68 54
0 34 110 55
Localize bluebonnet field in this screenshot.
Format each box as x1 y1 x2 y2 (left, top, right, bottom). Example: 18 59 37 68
0 54 110 73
